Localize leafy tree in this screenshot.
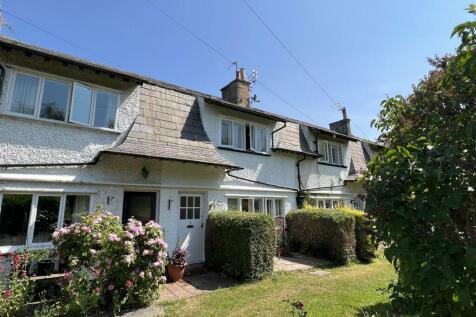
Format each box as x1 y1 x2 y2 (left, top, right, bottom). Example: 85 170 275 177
365 5 476 316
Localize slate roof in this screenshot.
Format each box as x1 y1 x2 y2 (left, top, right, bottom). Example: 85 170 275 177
273 122 320 158
104 84 238 169
0 36 376 168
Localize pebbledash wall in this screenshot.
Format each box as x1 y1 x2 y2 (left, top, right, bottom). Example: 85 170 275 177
0 48 368 260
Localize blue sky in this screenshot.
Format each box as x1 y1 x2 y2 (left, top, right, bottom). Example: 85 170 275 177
1 0 471 140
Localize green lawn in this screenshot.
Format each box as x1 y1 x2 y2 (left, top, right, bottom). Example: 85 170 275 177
161 255 396 317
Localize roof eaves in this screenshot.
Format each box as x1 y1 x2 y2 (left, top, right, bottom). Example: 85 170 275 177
272 147 321 159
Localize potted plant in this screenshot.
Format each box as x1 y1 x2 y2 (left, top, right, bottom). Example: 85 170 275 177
28 249 54 276
277 235 290 257
167 248 188 282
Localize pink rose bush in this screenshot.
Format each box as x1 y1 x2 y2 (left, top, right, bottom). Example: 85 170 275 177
0 251 33 317
52 211 168 314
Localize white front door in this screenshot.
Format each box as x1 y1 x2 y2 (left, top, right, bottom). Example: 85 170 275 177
178 194 204 264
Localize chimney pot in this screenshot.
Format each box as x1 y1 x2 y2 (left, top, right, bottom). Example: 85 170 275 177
221 68 251 107
329 107 352 136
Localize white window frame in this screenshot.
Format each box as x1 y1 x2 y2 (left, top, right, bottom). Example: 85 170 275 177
310 197 347 209
179 194 202 220
7 67 120 131
0 192 92 253
219 116 269 154
318 140 344 165
227 196 284 217
250 124 268 154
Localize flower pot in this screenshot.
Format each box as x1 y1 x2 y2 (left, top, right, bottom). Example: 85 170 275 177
277 246 290 257
37 260 54 276
167 264 186 282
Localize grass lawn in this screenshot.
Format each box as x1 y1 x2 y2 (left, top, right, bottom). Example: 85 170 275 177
161 255 396 317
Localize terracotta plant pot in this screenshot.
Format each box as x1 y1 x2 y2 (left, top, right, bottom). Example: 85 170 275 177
167 263 186 282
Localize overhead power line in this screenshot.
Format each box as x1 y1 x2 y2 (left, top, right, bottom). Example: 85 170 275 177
241 0 338 109
1 9 118 67
145 0 325 125
145 0 234 65
241 0 371 139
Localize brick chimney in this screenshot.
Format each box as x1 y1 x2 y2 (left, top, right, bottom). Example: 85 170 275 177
329 107 352 136
221 68 250 107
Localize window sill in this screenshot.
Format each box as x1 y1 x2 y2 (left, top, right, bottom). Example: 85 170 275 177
0 113 121 134
218 146 271 157
318 161 347 168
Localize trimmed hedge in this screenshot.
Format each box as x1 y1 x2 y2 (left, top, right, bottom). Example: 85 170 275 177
286 209 356 264
205 211 276 281
339 207 377 263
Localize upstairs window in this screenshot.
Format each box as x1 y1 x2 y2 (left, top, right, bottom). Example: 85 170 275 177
318 140 344 165
70 83 93 125
40 79 70 121
220 118 268 153
11 73 40 116
8 69 119 130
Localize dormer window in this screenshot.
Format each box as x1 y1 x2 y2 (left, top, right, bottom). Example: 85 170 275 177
318 140 344 165
8 69 119 130
220 117 268 153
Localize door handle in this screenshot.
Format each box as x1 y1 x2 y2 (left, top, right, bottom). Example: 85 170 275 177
187 225 194 228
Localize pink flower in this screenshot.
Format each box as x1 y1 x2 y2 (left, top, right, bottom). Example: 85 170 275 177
125 280 133 289
152 261 162 267
93 233 102 240
160 275 167 283
146 239 156 246
142 249 152 256
90 249 97 255
64 271 73 281
108 234 120 242
125 231 134 239
124 254 133 264
95 287 101 294
108 284 115 291
139 271 145 279
3 289 12 298
81 226 92 234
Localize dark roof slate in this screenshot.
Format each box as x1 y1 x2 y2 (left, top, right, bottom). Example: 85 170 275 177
104 84 238 168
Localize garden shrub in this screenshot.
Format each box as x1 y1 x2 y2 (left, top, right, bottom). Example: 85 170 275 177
0 251 33 317
205 211 276 281
364 6 476 315
338 207 377 263
51 211 168 315
286 209 355 264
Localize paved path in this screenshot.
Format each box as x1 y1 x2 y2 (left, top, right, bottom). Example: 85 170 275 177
159 271 235 302
274 253 332 272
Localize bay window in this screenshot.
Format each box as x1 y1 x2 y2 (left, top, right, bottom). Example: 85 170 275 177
0 193 92 251
8 69 120 130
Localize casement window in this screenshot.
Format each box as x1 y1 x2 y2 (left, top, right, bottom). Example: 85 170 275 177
8 69 119 130
220 118 268 153
310 198 346 209
0 193 91 251
179 195 201 220
227 197 284 217
250 126 267 153
318 140 344 165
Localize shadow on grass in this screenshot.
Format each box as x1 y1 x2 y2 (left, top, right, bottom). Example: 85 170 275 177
357 302 400 317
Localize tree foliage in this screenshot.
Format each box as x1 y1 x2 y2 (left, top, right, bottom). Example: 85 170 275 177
365 5 476 316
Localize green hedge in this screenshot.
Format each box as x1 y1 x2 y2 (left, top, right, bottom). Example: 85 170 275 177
338 207 377 263
286 209 356 264
205 211 276 281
